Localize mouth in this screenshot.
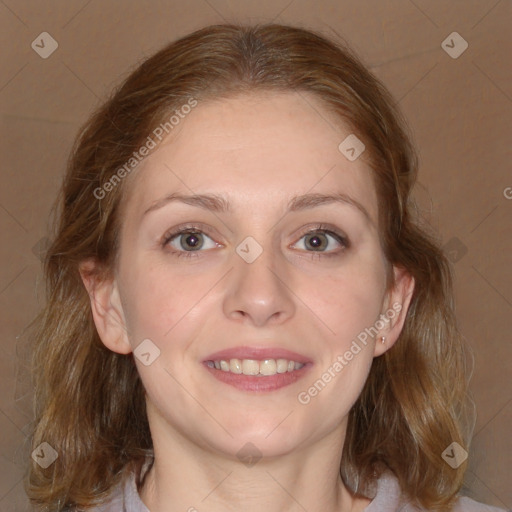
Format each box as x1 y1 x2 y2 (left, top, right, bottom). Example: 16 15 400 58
205 358 305 375
202 346 313 392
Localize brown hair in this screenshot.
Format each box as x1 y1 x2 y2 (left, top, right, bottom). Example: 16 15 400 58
26 23 470 511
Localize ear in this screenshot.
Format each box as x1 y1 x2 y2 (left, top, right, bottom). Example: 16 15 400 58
373 265 415 357
79 258 132 355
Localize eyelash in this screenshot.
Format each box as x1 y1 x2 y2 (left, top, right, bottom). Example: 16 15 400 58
161 223 349 260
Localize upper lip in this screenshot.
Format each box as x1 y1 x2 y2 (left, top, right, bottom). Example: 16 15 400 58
204 346 313 364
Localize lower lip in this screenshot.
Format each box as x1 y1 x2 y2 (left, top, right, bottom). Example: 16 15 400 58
203 363 313 392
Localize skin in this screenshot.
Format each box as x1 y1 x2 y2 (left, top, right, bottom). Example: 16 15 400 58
81 91 415 512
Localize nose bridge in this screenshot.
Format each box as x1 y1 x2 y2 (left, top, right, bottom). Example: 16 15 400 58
223 235 296 326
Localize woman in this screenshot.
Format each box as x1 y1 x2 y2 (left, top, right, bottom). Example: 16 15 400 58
26 23 506 512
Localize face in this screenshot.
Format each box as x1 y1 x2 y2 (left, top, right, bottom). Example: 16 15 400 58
85 91 413 460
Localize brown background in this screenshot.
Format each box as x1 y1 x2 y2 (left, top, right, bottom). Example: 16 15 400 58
0 1 510 510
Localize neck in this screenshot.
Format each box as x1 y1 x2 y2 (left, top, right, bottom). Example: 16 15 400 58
139 405 371 512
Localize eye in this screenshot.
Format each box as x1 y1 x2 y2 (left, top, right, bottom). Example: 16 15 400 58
161 223 349 260
163 226 219 258
292 226 349 257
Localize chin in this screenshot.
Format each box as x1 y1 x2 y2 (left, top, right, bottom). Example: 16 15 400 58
212 419 310 458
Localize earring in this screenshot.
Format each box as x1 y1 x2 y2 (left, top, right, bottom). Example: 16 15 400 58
380 336 386 344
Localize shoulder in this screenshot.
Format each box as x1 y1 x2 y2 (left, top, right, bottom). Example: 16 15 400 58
364 471 507 512
451 496 508 512
88 466 150 512
88 477 126 511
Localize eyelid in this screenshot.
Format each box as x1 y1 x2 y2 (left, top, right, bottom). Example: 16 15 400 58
293 222 348 241
161 222 221 245
161 222 350 258
290 224 349 252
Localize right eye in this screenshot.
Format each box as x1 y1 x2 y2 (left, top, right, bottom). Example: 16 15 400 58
162 226 220 259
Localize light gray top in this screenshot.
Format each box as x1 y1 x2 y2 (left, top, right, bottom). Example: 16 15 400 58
92 460 507 512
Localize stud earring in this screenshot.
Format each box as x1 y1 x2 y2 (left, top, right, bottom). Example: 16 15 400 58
380 336 386 344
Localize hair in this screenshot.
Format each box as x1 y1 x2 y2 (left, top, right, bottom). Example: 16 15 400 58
26 22 471 511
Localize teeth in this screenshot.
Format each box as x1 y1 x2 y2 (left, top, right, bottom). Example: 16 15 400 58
260 359 276 376
208 358 305 376
276 359 288 373
230 359 242 374
242 359 260 375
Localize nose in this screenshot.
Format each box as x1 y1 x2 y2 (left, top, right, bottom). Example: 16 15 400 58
222 241 296 327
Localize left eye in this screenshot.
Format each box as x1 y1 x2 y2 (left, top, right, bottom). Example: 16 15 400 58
293 230 347 253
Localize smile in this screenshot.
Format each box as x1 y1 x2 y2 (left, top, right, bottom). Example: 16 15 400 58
203 346 313 392
206 358 305 376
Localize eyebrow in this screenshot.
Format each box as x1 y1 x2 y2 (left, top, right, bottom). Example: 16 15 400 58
143 191 373 225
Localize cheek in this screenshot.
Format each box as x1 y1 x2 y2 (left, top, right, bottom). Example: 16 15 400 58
305 251 387 344
119 263 186 343
296 262 384 420
119 258 221 351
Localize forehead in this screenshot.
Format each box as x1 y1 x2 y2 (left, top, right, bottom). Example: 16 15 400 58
121 91 378 223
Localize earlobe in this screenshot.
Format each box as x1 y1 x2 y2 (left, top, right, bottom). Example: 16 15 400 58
374 266 415 357
79 259 132 355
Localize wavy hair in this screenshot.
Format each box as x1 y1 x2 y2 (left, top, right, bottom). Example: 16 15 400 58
26 23 470 511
